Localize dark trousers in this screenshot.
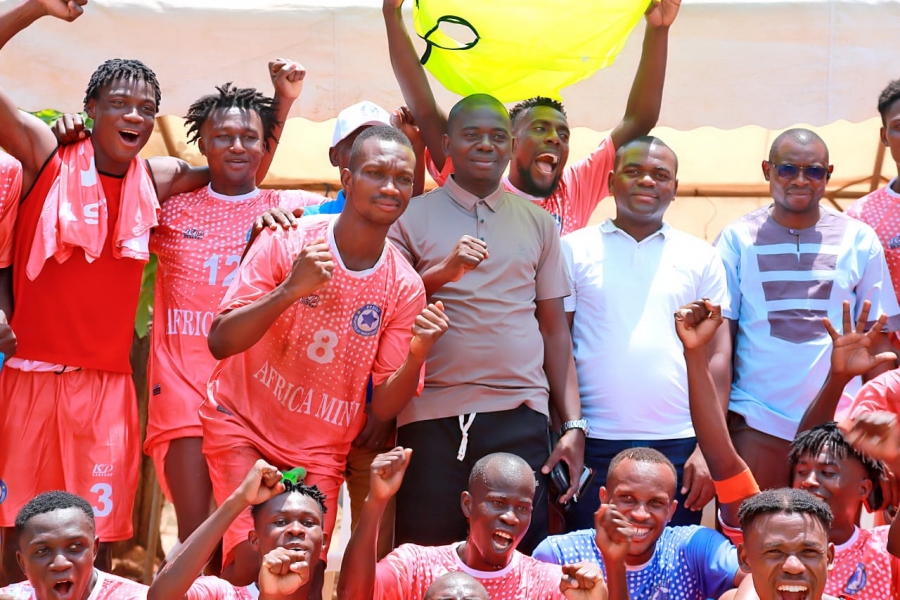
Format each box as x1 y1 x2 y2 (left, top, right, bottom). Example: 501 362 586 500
566 436 701 531
395 404 551 555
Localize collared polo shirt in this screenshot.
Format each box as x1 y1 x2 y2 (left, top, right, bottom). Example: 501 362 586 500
388 175 569 426
562 219 727 439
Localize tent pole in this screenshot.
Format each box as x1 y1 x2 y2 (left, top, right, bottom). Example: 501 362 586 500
870 139 886 192
156 117 182 158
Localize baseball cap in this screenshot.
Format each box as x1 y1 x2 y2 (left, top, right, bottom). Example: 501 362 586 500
332 101 392 148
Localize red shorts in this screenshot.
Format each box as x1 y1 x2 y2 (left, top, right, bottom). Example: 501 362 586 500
0 367 140 540
204 445 340 566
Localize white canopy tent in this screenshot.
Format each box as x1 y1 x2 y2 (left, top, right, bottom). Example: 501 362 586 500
0 0 896 240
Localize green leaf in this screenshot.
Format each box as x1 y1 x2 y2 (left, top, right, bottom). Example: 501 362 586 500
134 254 156 338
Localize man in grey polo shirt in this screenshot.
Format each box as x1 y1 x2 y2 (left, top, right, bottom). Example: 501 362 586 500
388 93 585 554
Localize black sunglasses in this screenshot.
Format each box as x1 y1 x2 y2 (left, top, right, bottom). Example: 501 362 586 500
768 162 830 181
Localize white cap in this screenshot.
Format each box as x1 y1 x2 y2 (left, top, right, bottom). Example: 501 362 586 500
331 101 392 148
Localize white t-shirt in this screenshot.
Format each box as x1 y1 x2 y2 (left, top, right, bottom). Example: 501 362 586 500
562 220 727 439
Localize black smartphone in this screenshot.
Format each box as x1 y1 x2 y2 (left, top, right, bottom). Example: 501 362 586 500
550 463 595 510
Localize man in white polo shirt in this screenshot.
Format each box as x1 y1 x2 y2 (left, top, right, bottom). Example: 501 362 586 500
561 136 729 529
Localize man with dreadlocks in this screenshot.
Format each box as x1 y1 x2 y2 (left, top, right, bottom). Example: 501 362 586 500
0 0 290 583
143 73 322 557
148 460 328 600
673 299 900 600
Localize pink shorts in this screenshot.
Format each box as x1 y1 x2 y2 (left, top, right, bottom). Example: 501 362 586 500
204 445 340 566
0 367 140 541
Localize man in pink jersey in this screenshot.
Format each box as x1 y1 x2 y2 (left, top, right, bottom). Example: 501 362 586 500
149 461 327 600
202 125 449 586
0 491 147 600
144 70 323 554
339 448 617 600
382 0 679 236
845 80 900 303
0 0 286 582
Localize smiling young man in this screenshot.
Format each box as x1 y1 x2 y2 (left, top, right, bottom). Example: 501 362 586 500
560 136 725 531
0 491 147 600
338 448 615 600
0 0 255 583
386 93 584 554
201 125 449 585
673 298 900 600
715 128 900 492
533 446 742 600
148 460 327 600
382 0 679 236
143 72 324 555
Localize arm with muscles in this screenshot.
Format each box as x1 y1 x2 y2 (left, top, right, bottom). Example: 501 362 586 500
369 301 449 421
674 300 757 537
608 0 680 149
590 504 633 600
420 235 488 297
207 238 334 359
0 0 80 192
538 297 585 504
840 411 900 558
796 300 896 433
337 447 412 600
148 461 287 600
258 59 305 185
382 0 449 172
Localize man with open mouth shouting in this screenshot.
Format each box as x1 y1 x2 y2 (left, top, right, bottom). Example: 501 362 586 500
339 448 618 600
0 491 147 600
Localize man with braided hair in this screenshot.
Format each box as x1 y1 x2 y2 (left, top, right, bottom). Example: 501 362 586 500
144 73 321 553
0 0 293 583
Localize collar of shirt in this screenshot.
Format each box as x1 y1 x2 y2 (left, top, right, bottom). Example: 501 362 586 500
599 218 671 241
501 175 544 202
445 174 505 212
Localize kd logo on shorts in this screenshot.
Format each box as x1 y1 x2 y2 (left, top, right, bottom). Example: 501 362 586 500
352 304 382 337
92 464 114 477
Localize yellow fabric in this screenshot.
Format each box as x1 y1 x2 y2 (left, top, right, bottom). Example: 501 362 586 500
413 0 648 102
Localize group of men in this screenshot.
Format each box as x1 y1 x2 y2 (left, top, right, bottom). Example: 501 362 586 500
0 0 900 599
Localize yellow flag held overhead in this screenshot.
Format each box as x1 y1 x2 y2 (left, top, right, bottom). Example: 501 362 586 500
413 0 648 103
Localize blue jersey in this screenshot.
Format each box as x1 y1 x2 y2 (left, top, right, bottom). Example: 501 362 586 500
533 526 739 600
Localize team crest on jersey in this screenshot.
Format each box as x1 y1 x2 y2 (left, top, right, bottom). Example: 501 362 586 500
0 480 6 504
352 304 382 336
889 233 900 249
844 563 867 594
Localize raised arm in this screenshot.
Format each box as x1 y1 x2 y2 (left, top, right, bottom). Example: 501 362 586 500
338 447 412 600
382 0 449 172
259 58 305 184
369 301 449 420
797 300 895 433
609 0 679 149
207 237 334 359
675 299 754 527
0 0 84 191
149 460 286 600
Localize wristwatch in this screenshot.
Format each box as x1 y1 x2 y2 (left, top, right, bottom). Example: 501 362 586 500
560 419 589 436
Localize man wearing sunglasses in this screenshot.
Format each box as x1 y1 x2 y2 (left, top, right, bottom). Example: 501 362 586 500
714 127 900 492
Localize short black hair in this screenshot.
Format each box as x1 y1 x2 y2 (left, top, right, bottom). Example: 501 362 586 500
738 488 833 532
508 96 567 130
347 125 413 171
83 58 161 111
447 94 509 132
877 79 900 124
15 491 95 535
614 135 679 173
184 82 280 149
769 128 828 163
789 422 885 486
468 452 533 490
607 446 678 484
250 483 328 523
